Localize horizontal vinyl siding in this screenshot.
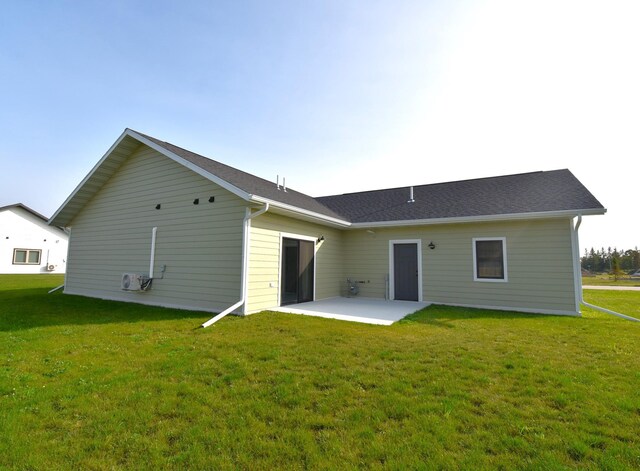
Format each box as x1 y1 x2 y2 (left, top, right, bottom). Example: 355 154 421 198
343 218 578 314
246 212 344 313
65 146 246 313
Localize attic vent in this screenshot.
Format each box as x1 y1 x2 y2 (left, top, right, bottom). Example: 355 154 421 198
407 186 415 203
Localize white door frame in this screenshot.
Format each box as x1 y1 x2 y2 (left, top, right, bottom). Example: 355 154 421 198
388 239 423 302
278 232 317 306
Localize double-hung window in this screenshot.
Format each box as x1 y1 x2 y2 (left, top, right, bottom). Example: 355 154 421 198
13 249 41 265
473 237 507 282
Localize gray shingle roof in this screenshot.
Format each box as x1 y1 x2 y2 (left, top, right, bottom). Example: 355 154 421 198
51 128 605 228
133 132 606 224
315 170 605 223
137 132 347 221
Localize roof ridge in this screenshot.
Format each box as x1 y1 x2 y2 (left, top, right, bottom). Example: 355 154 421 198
317 169 568 199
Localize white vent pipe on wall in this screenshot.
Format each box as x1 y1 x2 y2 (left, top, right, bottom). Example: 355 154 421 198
572 215 639 322
201 203 270 328
149 226 157 278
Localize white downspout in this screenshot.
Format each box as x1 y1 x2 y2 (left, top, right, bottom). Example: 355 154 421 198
571 215 583 313
201 203 270 328
573 215 639 322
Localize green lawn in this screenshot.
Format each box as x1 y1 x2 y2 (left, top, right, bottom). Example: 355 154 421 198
1 275 639 469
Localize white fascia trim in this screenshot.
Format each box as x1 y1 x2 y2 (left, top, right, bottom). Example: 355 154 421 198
49 129 133 225
426 300 580 317
127 130 252 202
250 195 351 227
349 208 606 229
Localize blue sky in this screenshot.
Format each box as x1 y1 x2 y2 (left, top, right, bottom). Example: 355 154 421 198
1 0 638 250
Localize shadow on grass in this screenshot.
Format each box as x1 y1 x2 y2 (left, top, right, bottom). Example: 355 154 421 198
0 288 211 332
400 304 562 327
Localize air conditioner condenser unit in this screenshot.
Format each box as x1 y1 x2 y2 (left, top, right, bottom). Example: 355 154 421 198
121 273 142 291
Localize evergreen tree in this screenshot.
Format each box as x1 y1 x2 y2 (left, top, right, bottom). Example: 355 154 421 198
611 256 624 281
580 246 640 274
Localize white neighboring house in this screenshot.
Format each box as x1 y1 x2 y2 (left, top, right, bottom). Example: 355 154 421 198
0 204 68 274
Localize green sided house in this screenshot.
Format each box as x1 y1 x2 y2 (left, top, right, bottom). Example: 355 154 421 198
49 129 605 324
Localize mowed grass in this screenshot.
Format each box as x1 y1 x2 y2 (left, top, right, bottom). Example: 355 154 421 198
582 274 640 287
1 275 639 469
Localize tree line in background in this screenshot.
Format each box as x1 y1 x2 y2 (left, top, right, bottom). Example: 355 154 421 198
581 247 640 274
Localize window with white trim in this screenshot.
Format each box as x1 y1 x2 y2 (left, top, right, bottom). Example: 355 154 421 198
13 249 41 265
473 238 507 281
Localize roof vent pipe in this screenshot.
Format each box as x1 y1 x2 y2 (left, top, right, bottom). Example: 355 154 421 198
283 177 287 192
408 186 415 203
276 175 280 190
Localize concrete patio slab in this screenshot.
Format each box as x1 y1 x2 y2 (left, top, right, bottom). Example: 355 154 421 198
272 297 430 325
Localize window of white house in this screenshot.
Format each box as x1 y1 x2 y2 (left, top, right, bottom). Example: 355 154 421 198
13 249 41 265
473 238 507 282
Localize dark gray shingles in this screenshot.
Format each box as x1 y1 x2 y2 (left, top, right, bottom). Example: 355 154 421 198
316 170 605 223
135 132 347 221
133 131 604 224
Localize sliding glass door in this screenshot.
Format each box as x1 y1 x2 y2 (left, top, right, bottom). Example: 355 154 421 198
281 238 314 305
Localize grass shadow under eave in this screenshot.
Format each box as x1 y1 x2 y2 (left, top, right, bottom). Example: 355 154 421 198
400 304 554 325
0 289 211 332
